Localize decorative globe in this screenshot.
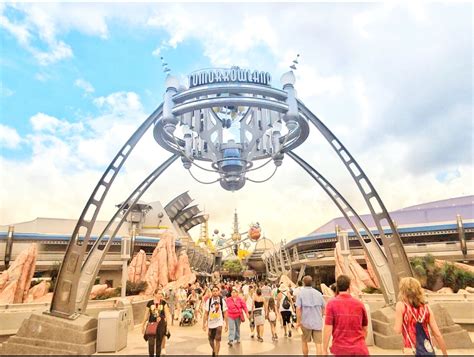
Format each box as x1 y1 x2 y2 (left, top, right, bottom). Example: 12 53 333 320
248 224 261 242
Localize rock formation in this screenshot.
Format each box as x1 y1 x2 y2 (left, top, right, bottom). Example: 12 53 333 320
164 272 197 291
321 283 335 297
164 231 178 281
175 251 192 280
27 280 50 302
334 242 378 295
128 249 148 283
364 252 380 288
279 274 296 288
435 259 474 274
143 230 192 295
0 243 37 303
89 284 108 299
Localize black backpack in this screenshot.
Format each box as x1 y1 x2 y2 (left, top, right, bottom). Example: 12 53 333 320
403 304 435 356
282 294 291 310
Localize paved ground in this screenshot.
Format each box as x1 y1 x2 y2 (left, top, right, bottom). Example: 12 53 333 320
97 317 474 356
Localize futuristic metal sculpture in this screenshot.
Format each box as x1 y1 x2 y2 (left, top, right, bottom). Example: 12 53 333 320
50 64 412 319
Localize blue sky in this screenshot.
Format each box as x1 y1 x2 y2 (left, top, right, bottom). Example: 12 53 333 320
0 2 472 241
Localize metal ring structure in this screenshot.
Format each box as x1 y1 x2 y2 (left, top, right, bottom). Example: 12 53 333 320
288 152 396 304
49 105 164 319
154 83 310 162
297 100 413 292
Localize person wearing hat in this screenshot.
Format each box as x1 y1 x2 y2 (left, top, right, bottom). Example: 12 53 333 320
277 284 294 337
225 287 249 346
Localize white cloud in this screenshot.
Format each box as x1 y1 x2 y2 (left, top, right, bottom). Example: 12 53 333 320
30 113 84 135
0 3 472 243
74 78 95 95
0 124 22 149
152 47 162 57
93 91 143 115
34 40 73 66
0 4 73 66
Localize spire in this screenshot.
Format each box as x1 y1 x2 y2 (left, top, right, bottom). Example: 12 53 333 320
231 209 241 241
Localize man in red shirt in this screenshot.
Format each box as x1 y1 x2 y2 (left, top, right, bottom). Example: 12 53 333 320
322 275 369 356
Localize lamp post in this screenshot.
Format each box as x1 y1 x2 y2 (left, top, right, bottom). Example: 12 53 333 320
120 236 131 298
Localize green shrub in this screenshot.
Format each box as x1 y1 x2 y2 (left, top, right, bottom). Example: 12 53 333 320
410 254 474 293
362 286 382 294
222 259 243 273
126 281 148 296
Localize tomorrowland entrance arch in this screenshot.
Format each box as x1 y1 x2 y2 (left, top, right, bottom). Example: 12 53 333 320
50 66 413 319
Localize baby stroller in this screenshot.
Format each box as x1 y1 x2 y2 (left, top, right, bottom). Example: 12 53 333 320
179 303 195 326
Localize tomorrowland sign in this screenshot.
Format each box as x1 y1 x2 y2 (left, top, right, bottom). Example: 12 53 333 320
189 67 272 88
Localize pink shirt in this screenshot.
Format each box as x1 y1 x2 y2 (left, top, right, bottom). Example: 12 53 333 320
225 296 248 319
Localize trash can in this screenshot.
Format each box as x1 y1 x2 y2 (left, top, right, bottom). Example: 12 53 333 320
97 310 128 352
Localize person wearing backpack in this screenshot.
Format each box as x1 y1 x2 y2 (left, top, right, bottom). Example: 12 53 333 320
277 284 294 337
203 286 228 356
266 297 279 341
394 277 447 356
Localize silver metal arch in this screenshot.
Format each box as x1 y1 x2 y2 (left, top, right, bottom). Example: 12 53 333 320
50 105 164 318
75 154 179 313
50 75 412 319
296 101 414 288
288 151 396 304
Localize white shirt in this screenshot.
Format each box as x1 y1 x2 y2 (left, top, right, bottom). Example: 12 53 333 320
242 284 249 296
204 296 228 329
293 286 302 300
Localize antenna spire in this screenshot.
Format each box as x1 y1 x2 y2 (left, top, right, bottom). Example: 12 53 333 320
290 54 300 70
161 56 171 73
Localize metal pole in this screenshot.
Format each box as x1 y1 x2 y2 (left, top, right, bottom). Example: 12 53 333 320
120 237 131 299
121 259 127 298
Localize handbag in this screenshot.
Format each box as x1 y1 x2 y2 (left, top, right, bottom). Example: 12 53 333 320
145 322 158 337
240 311 246 323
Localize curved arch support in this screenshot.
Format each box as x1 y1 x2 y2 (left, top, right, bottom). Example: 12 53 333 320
288 152 396 304
297 101 413 291
75 154 179 313
50 105 164 318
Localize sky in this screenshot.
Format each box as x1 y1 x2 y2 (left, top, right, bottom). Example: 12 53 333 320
0 1 472 245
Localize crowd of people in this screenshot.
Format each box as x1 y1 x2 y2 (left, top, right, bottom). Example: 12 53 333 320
141 275 448 357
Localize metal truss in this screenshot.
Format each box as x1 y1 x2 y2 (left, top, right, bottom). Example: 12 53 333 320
75 155 178 313
297 101 413 293
50 105 164 318
288 152 396 304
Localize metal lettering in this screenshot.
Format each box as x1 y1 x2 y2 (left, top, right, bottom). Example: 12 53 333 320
252 71 260 83
222 70 230 82
192 74 199 87
247 70 253 82
189 68 272 88
230 68 237 81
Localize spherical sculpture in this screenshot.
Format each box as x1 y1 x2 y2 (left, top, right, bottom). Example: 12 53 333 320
248 223 261 242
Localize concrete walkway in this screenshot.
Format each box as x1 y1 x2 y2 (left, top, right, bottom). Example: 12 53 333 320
98 317 474 356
